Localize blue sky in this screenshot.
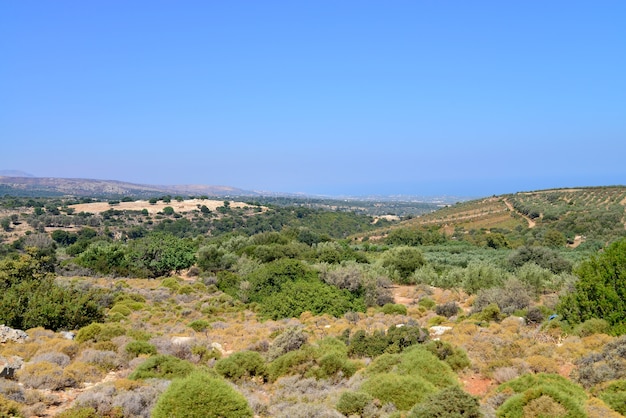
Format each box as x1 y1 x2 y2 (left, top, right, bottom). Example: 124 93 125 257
2 1 625 197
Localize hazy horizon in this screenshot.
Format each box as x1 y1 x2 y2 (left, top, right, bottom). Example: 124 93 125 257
2 2 625 197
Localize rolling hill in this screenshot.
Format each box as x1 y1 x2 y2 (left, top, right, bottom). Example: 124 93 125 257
364 186 626 248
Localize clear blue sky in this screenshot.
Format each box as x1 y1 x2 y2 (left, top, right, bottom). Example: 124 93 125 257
2 1 625 197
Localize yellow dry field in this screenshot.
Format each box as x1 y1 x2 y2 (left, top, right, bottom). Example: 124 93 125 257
69 198 251 215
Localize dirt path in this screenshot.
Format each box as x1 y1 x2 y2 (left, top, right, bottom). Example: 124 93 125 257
503 198 536 228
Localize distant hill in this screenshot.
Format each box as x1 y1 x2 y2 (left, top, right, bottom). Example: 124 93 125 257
0 176 259 198
365 186 626 248
0 170 34 177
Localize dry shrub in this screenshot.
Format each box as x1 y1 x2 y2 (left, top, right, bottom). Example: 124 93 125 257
585 397 624 418
523 394 568 417
493 367 520 384
30 351 71 367
36 338 80 359
272 402 343 418
64 361 106 386
525 355 560 374
77 349 123 371
18 361 74 390
0 379 25 403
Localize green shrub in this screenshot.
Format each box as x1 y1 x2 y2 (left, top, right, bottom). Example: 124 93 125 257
424 340 471 371
495 373 587 418
152 372 253 418
599 380 626 415
267 346 316 382
125 341 157 357
573 318 611 337
382 246 426 283
558 238 626 333
360 373 437 411
129 354 194 380
75 323 126 343
214 351 267 381
408 386 481 417
381 303 408 315
336 391 373 416
418 297 436 310
188 319 210 333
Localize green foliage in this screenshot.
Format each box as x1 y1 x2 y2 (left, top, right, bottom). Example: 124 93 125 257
508 245 572 274
129 354 195 380
267 337 357 382
125 341 157 357
384 227 446 246
423 340 471 371
188 319 210 333
336 391 373 416
599 380 626 415
0 253 109 331
214 351 267 381
382 246 426 283
495 373 587 418
346 325 429 358
573 318 610 337
130 233 196 277
408 386 481 418
360 373 437 411
259 280 363 320
152 372 253 418
75 323 125 343
381 303 408 315
558 238 626 333
461 260 505 294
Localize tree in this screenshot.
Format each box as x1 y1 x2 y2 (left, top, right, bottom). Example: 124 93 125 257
382 246 425 283
152 372 253 418
129 233 196 277
558 238 626 334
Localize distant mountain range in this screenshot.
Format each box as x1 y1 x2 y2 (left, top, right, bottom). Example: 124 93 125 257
0 173 470 203
0 175 258 198
0 170 34 177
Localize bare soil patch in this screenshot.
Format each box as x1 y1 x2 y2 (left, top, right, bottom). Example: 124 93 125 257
69 199 252 215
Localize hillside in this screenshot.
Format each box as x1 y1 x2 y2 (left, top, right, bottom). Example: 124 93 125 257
0 176 257 198
363 186 626 249
1 187 626 417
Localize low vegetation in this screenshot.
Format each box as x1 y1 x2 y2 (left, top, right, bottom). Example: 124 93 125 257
0 187 625 417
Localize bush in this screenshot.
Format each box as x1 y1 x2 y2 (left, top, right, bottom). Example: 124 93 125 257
382 246 426 283
336 391 373 416
129 355 194 380
408 386 481 417
152 372 253 418
267 326 308 361
125 341 157 357
435 301 460 318
360 373 436 411
423 340 471 371
0 394 23 418
381 303 408 316
558 238 626 333
573 318 611 337
575 335 626 388
495 373 587 418
599 380 626 415
214 351 267 381
75 323 126 343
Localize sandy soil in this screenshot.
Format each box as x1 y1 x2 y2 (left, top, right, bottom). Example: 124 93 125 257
69 198 252 215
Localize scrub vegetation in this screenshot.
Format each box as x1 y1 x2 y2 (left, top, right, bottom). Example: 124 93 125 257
0 186 625 417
